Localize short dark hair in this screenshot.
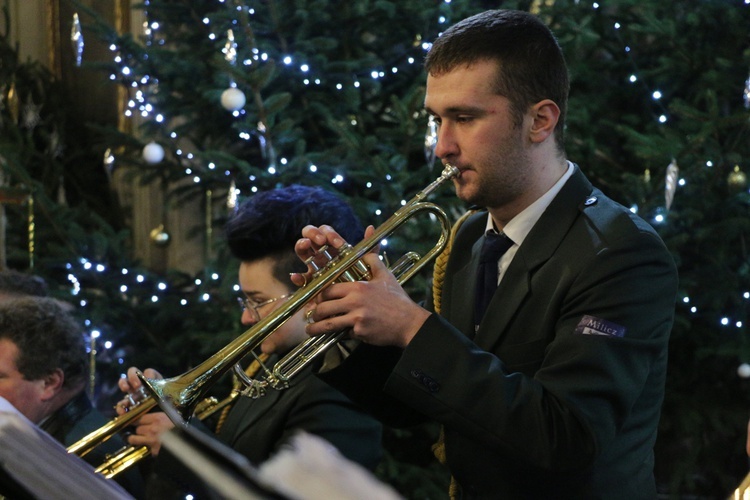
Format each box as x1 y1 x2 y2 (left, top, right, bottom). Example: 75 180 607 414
425 9 569 151
225 185 363 284
0 269 49 298
0 297 87 389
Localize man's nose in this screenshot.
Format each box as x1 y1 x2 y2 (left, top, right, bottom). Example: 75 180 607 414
433 123 458 159
241 309 257 326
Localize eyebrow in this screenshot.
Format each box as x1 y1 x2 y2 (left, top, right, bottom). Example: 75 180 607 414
424 104 488 116
239 288 263 300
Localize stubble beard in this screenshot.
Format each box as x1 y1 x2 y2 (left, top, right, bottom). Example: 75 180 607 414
457 147 530 210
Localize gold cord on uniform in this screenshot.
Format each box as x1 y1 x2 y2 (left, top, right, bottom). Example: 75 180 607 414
430 210 475 500
215 352 270 433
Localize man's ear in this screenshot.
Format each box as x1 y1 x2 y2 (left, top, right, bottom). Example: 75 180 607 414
528 99 560 144
40 369 65 401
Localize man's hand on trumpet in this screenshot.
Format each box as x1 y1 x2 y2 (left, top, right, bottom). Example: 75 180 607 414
115 366 174 456
292 224 431 349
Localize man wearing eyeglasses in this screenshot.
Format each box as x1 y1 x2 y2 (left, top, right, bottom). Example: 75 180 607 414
117 185 383 496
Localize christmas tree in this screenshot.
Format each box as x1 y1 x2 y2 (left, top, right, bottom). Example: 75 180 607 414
2 0 749 496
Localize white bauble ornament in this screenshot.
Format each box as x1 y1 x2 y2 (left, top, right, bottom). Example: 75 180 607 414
221 87 246 111
738 363 750 379
142 142 165 164
149 224 171 247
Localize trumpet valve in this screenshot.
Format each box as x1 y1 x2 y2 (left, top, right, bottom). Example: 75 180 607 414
304 244 333 273
121 385 148 412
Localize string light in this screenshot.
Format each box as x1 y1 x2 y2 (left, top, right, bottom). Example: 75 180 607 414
85 0 750 375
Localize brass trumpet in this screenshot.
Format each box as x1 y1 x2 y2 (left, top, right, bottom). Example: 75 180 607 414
94 353 271 479
94 394 226 478
68 163 459 464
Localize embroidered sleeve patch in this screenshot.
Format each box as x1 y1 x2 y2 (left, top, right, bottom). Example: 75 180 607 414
574 315 626 338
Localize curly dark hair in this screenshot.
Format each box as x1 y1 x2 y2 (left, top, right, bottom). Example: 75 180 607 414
0 297 87 389
224 185 363 284
424 9 569 152
0 269 49 298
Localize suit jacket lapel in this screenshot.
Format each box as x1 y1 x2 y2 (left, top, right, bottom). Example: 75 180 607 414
445 214 485 336
473 166 594 350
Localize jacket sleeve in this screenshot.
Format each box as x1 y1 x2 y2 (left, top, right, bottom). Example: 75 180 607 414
385 227 677 472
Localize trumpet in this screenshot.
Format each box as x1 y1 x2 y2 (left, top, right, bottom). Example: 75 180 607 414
94 394 226 478
94 353 271 479
68 163 460 464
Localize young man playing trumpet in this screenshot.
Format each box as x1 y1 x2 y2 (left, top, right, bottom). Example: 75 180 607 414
293 9 678 499
117 185 382 496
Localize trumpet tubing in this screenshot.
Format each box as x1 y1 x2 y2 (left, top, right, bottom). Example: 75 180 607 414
138 163 458 422
68 397 156 457
67 163 459 474
269 251 422 386
93 396 228 479
95 445 150 479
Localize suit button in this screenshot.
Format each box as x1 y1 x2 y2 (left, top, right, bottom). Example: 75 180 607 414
425 379 440 393
584 196 598 206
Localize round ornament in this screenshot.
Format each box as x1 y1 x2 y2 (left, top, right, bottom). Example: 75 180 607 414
738 363 750 379
149 224 171 247
221 87 246 111
143 142 165 164
728 165 747 192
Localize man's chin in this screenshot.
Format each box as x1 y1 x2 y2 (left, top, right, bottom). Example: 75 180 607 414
454 183 477 205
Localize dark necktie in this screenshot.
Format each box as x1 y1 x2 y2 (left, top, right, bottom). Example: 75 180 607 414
474 232 513 327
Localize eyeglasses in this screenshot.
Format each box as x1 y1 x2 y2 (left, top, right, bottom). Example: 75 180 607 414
237 294 290 323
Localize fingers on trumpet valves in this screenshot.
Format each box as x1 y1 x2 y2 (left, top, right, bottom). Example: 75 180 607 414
293 245 335 288
117 386 148 412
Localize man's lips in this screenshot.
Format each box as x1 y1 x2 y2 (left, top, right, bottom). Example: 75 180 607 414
454 166 471 178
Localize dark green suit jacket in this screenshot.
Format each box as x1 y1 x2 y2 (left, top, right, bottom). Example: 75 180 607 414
216 360 382 470
147 360 382 499
321 166 678 499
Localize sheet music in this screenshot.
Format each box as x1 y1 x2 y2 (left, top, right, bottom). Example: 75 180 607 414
0 396 133 500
